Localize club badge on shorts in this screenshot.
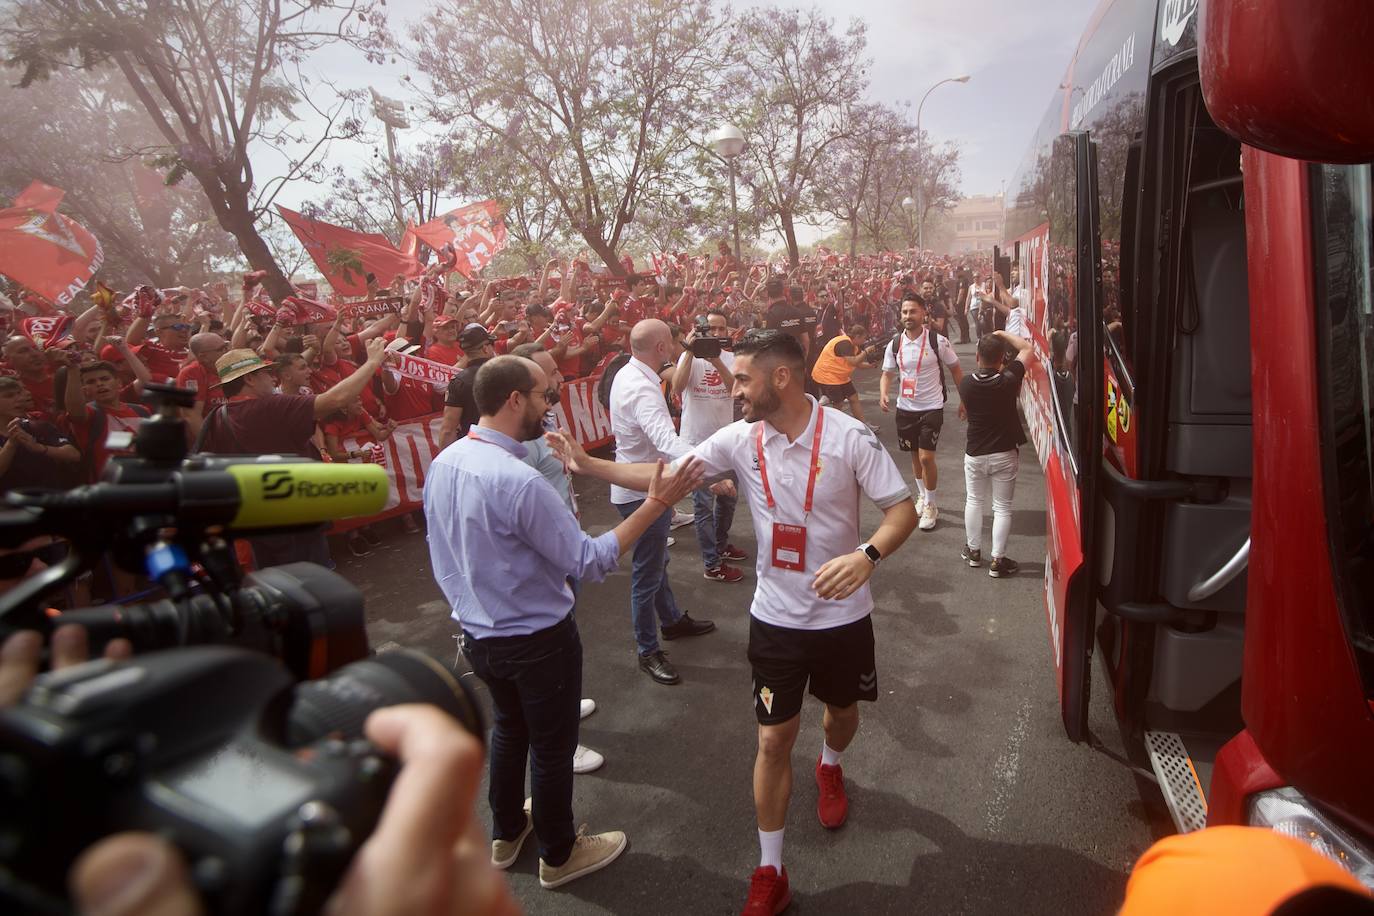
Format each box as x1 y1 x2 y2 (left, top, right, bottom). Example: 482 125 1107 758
759 686 775 714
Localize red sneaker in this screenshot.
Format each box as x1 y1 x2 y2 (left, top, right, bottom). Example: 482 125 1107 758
722 543 748 562
704 563 744 583
741 865 792 915
815 758 848 829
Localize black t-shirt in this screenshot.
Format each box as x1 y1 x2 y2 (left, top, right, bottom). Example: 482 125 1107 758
444 357 491 438
764 301 816 347
959 360 1028 456
0 419 77 494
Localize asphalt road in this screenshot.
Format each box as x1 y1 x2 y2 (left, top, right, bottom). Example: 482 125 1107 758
334 342 1168 915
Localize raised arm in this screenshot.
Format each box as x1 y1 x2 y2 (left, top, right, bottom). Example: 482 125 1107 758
314 338 387 419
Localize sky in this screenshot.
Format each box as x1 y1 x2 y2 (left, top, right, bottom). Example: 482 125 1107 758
272 0 1097 239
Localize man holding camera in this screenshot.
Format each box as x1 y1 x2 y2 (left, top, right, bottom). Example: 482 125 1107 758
425 354 703 889
880 295 966 532
672 308 747 584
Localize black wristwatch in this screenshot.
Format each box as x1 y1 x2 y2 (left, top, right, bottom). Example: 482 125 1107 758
858 542 881 565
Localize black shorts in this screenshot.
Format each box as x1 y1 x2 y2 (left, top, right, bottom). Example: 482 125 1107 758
748 615 877 725
896 407 943 452
818 381 857 401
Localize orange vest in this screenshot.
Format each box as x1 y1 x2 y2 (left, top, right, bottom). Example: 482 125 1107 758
811 335 856 386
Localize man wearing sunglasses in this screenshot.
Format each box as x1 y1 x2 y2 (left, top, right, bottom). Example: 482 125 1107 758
125 313 192 384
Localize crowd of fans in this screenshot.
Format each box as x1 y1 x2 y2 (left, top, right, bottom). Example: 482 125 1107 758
0 243 1005 598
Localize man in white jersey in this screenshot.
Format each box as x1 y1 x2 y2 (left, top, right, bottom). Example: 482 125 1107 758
879 294 966 531
671 308 748 583
549 330 918 915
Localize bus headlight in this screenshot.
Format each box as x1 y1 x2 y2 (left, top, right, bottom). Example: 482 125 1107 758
1249 787 1374 890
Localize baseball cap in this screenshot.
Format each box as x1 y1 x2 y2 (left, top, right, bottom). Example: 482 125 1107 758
458 323 496 349
433 314 460 328
215 348 271 384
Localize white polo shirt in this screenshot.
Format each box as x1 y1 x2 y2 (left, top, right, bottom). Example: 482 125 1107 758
881 328 959 412
609 355 692 504
1005 284 1030 338
679 398 910 630
680 351 736 446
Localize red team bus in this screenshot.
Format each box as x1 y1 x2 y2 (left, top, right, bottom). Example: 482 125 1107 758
1003 0 1374 882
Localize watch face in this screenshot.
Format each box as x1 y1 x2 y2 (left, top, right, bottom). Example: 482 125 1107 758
862 544 880 563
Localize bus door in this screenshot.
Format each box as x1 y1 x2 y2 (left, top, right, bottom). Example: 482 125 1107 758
1039 130 1107 743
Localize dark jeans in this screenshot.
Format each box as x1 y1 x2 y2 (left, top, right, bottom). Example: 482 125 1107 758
614 499 683 654
952 308 971 343
693 481 737 570
461 614 582 867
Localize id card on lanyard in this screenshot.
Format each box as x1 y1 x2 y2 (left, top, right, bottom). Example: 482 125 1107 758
757 407 825 572
897 332 926 400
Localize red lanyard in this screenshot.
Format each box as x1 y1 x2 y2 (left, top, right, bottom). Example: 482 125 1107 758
756 405 825 514
896 330 927 377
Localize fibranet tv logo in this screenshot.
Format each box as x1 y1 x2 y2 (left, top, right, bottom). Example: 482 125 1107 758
259 470 383 501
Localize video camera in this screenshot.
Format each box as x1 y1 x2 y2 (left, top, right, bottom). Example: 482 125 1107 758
861 332 896 364
689 315 731 360
0 384 485 913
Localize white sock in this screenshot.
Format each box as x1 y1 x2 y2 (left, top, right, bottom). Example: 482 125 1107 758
925 487 937 510
821 742 842 767
915 478 928 502
758 828 784 870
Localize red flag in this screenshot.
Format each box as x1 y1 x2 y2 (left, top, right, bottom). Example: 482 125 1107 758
0 181 104 307
409 201 507 279
19 315 72 348
276 206 420 297
279 296 337 325
400 223 419 260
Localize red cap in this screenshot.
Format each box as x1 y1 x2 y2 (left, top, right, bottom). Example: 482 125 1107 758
99 344 126 363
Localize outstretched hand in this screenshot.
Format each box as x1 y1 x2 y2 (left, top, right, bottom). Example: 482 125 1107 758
544 428 590 474
649 457 704 507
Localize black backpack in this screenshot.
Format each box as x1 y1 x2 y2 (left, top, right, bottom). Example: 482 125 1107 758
597 352 633 410
80 402 153 480
889 328 947 403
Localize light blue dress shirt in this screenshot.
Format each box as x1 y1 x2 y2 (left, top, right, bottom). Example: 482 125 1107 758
424 426 620 638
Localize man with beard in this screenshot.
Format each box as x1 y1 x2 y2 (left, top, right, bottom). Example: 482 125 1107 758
880 295 966 531
424 354 704 890
547 331 917 914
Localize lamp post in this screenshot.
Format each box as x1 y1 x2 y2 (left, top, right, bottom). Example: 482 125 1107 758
914 75 970 252
371 87 411 239
901 195 917 250
710 122 746 259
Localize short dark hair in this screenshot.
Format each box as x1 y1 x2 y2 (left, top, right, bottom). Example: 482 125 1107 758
846 324 868 339
765 278 785 300
473 355 535 416
901 294 927 309
79 360 118 377
273 353 307 373
977 334 1006 364
525 304 552 321
706 308 728 322
509 342 545 360
734 329 805 369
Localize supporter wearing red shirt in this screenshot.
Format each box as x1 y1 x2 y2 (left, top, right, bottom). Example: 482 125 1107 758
380 339 443 423
426 315 464 366
175 332 229 418
62 358 151 481
126 313 191 383
1 335 59 417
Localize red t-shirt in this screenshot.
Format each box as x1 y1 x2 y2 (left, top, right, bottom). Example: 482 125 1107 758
321 409 374 442
313 360 384 418
426 341 463 367
554 319 588 379
383 374 441 422
67 402 146 481
176 362 226 412
200 394 318 457
135 342 189 382
18 369 56 417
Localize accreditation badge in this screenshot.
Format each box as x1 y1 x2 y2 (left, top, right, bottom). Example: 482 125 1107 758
771 522 807 571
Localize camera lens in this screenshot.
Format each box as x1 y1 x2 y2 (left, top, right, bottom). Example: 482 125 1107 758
286 649 486 747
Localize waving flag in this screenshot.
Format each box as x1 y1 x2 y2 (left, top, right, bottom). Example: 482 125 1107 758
0 182 103 307
276 206 420 297
409 200 507 279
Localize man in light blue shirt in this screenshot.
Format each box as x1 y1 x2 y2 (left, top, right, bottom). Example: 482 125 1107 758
424 354 701 889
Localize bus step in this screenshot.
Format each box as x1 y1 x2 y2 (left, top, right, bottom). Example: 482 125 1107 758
1145 730 1209 833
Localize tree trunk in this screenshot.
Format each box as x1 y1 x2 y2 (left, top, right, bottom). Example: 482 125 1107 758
780 209 800 268
581 230 628 277
849 218 859 259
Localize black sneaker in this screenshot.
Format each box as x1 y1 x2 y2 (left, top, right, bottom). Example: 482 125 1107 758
989 556 1020 578
346 534 372 558
638 650 681 685
661 612 716 640
360 526 383 547
961 544 982 568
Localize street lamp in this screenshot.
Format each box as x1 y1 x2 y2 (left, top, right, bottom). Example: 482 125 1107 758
370 87 411 239
901 196 917 250
710 122 746 259
914 75 970 252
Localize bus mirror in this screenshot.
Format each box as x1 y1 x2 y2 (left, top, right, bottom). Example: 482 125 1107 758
1198 0 1374 164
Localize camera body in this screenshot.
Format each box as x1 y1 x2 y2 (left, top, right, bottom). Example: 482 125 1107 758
689 315 728 360
0 645 482 915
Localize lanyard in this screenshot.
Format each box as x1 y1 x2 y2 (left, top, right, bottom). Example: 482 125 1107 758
756 405 825 515
896 330 927 378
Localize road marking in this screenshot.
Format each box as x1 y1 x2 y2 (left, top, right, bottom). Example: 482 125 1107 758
985 696 1033 837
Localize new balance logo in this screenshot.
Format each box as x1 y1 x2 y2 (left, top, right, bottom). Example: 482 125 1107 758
858 671 877 691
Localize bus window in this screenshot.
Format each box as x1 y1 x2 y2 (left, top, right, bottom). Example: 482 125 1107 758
1316 162 1374 695
1049 134 1079 470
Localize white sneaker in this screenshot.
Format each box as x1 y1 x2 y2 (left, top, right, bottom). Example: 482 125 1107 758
915 495 927 516
670 511 693 530
580 698 596 719
919 504 939 531
666 536 676 548
573 744 605 774
818 395 832 406
539 828 628 889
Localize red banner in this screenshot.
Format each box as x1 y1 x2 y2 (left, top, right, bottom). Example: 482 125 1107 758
391 351 460 387
276 205 421 297
409 200 507 280
346 296 404 318
0 181 103 307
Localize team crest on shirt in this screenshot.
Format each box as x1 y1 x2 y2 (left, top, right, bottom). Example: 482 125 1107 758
758 686 775 714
